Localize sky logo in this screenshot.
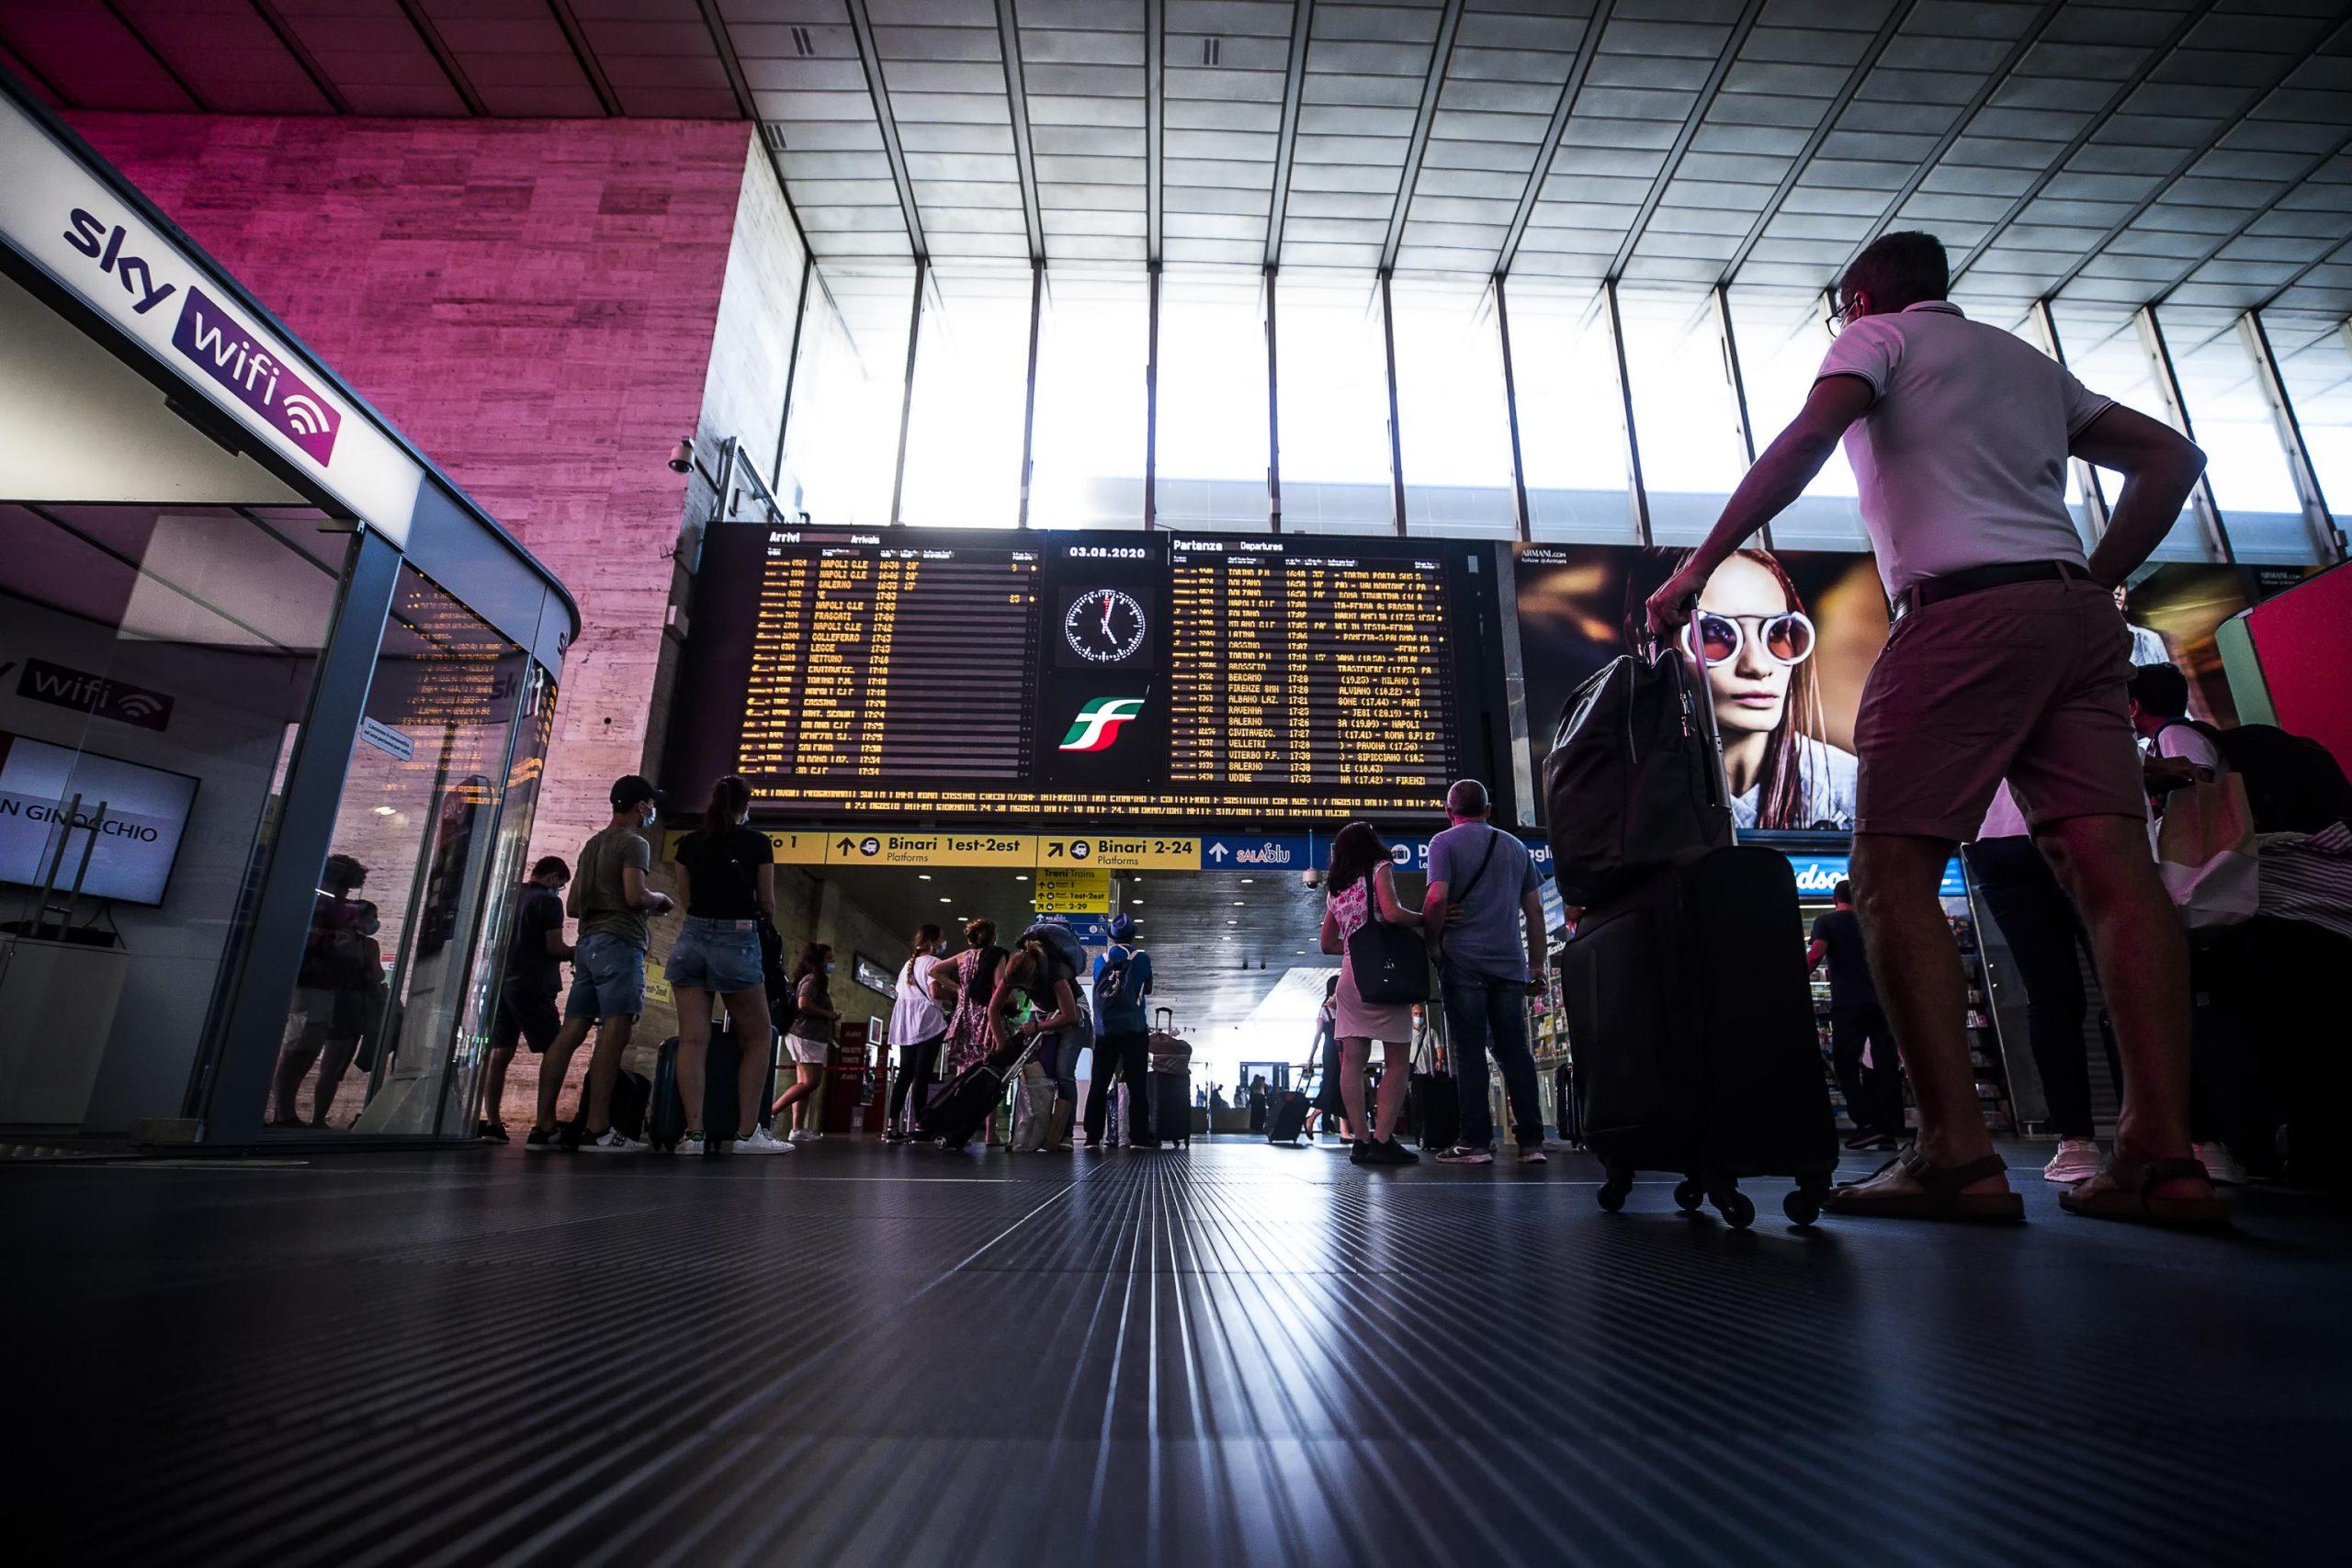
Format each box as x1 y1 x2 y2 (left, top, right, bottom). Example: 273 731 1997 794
1058 696 1146 752
169 286 341 464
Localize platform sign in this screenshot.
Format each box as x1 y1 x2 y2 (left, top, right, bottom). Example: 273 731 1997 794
1040 834 1197 870
1034 866 1111 913
762 829 830 865
828 831 1036 868
1199 834 1313 873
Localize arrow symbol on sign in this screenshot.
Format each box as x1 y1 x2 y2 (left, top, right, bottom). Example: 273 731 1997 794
1207 843 1229 863
836 838 854 854
1047 842 1065 858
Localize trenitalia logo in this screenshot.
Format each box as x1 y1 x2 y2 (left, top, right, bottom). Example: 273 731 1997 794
1058 697 1146 752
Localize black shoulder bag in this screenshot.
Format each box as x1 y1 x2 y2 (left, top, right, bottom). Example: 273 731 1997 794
1344 870 1430 1006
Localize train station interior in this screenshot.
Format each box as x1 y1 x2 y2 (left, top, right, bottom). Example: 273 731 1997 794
2 3 2349 1562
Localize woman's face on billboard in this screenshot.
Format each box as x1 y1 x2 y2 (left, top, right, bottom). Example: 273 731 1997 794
1684 554 1792 738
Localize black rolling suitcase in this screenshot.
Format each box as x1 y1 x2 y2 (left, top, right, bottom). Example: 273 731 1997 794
566 1068 650 1142
1266 1090 1310 1145
645 1021 782 1151
924 1035 1035 1149
1549 635 1837 1227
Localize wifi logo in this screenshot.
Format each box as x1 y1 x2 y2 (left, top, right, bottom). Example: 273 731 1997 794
280 393 331 437
113 692 165 723
170 286 342 464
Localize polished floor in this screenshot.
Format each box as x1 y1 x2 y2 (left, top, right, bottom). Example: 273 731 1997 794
6 1134 2346 1567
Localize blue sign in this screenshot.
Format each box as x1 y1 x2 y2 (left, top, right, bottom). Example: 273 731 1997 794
1378 833 1552 877
1200 834 1312 873
1036 913 1113 945
1784 852 1964 900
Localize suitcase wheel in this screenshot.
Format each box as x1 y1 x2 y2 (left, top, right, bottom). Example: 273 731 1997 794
1672 1178 1704 1213
1714 1188 1756 1229
1596 1159 1633 1213
1782 1190 1822 1227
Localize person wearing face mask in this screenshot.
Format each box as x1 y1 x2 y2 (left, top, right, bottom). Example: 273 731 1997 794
775 942 840 1144
1635 547 1858 833
529 774 674 1153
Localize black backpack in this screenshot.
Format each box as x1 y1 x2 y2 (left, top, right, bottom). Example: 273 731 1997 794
1544 649 1731 908
1096 944 1135 1009
2169 719 2352 834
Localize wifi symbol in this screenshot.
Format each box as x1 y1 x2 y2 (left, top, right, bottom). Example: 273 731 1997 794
281 392 331 437
114 692 164 723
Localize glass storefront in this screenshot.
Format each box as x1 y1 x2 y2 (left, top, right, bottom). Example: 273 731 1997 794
0 90 578 1145
0 502 350 1134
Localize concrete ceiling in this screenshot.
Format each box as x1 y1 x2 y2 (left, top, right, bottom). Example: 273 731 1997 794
3 1 2348 316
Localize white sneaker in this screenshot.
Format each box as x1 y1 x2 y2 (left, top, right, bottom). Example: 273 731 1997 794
578 1127 640 1155
2195 1141 2247 1186
787 1128 821 1145
2042 1137 2103 1184
734 1126 795 1155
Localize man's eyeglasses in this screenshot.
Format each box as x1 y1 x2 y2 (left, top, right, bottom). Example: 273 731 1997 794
1826 295 1861 337
1680 608 1816 669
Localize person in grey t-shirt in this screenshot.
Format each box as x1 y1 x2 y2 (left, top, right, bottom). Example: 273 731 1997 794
1422 779 1551 1165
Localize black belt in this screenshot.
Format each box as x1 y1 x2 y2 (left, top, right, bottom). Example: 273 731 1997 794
1892 559 2091 622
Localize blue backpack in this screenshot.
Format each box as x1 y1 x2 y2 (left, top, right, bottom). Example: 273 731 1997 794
1097 944 1136 1010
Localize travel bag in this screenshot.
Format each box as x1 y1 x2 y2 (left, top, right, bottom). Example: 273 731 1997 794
644 1020 782 1150
1544 646 1733 908
1551 630 1836 1227
566 1067 650 1143
1266 1089 1310 1145
1408 1066 1460 1152
925 1032 1035 1150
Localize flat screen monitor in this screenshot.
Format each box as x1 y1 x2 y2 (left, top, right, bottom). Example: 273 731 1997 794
0 728 199 908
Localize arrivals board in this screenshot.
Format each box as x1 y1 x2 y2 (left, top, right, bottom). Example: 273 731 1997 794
666 527 1508 826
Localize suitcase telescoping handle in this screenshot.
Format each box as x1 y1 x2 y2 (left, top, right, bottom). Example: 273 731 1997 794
1650 594 1737 845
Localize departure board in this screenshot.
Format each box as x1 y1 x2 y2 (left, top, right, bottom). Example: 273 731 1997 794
1166 541 1453 794
665 527 1508 826
738 545 1038 784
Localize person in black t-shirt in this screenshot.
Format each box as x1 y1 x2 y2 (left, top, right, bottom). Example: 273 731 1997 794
670 775 788 1153
1809 879 1905 1150
481 856 572 1142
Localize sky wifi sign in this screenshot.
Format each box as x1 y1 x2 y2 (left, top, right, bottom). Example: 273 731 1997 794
0 90 422 541
12 658 175 733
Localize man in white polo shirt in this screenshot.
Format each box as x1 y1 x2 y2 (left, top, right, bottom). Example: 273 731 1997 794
1645 231 2223 1229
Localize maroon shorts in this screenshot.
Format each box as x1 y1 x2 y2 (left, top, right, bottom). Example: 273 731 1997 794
1854 577 2146 840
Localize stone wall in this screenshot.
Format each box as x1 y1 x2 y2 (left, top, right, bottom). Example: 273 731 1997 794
67 112 757 872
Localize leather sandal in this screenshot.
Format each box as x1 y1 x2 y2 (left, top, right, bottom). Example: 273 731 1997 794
2058 1155 2231 1231
1823 1146 2024 1223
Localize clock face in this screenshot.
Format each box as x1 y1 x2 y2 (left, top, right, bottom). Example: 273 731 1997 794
1063 588 1148 663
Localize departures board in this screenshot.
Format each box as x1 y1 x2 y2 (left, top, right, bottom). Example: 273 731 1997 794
664 526 1510 826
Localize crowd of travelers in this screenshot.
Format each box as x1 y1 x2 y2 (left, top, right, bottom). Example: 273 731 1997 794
469 230 2348 1232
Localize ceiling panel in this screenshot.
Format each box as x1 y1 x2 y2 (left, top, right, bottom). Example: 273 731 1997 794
0 0 2344 314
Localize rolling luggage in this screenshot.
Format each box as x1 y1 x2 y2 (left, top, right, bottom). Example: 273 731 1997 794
1408 1067 1460 1152
645 1021 782 1151
1266 1089 1310 1145
1551 632 1836 1227
925 1034 1035 1150
1150 1069 1193 1147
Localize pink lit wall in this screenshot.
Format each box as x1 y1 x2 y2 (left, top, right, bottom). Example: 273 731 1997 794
66 112 753 867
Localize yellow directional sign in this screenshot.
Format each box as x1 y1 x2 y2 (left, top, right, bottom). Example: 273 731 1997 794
1034 866 1111 913
762 829 831 865
825 830 1038 868
1037 833 1198 870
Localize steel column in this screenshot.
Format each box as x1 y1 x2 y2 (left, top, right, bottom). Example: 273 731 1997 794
1380 271 1407 536
1018 261 1043 528
2135 304 2233 565
1605 279 1652 547
1494 276 1532 543
2241 309 2346 563
888 259 925 526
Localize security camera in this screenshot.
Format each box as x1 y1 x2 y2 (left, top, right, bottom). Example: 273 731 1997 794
1301 869 1323 890
667 439 694 474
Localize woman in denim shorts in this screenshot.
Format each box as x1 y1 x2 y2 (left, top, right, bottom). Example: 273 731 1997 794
668 776 791 1154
